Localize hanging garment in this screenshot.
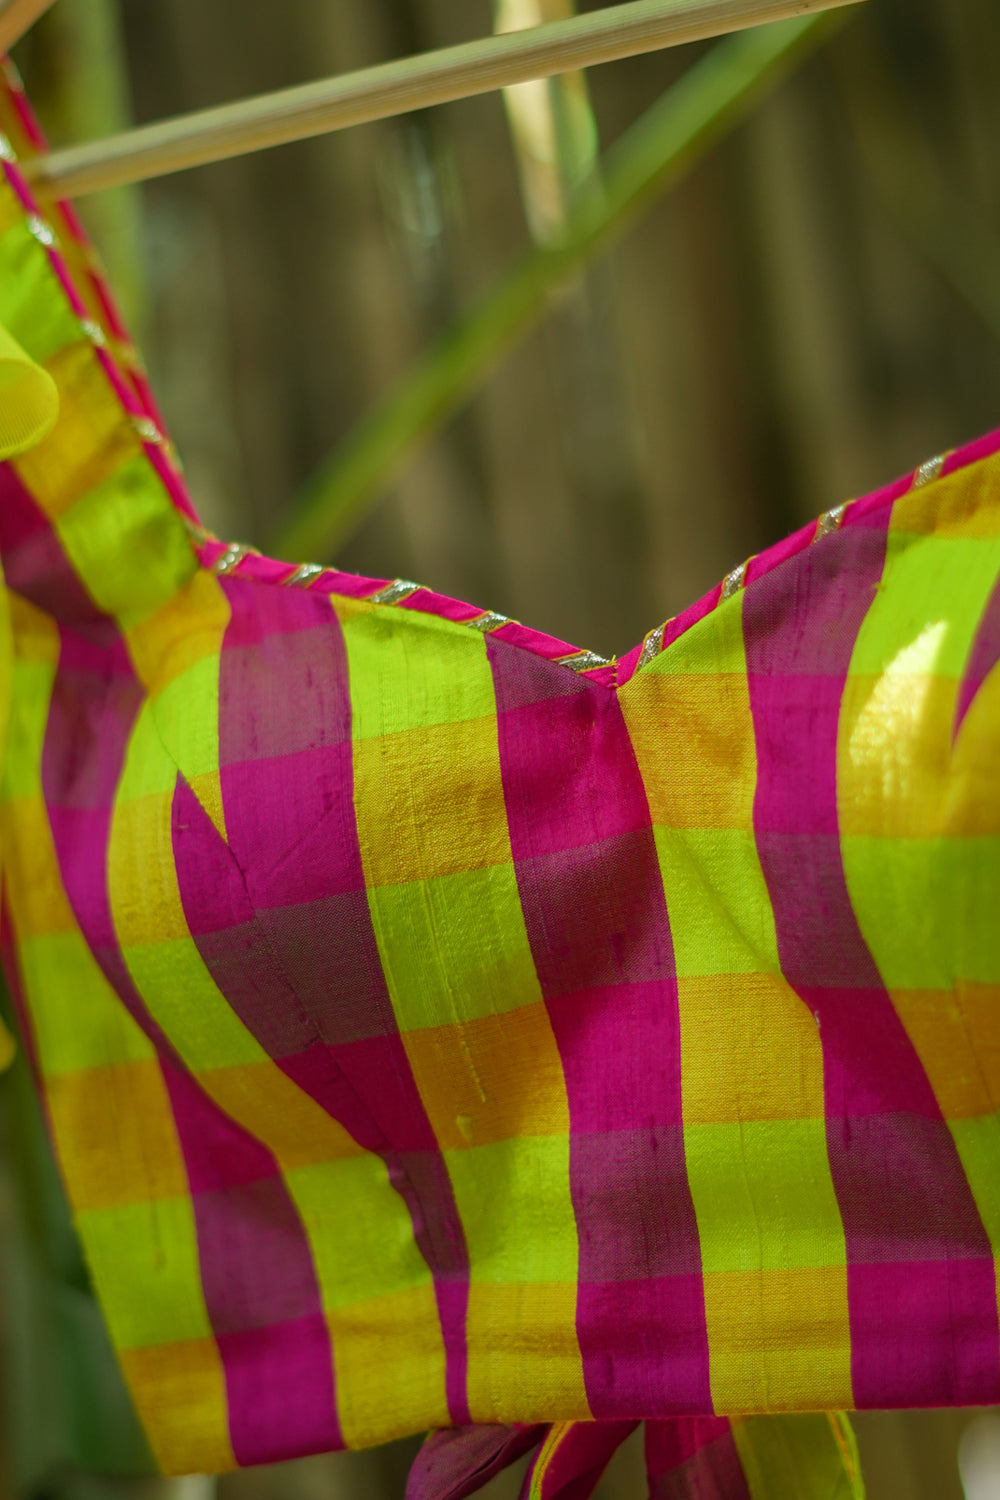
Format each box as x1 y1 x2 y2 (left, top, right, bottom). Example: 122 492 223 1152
1 67 999 1500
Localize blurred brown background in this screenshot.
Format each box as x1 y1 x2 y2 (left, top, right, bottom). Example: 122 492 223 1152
2 0 1000 1495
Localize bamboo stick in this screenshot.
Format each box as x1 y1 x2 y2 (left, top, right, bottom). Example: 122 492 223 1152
0 0 56 55
22 0 862 200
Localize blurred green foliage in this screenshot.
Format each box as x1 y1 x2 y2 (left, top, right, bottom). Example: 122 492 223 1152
270 12 840 564
0 983 154 1496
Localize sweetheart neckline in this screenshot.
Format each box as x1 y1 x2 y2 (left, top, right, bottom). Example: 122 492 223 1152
182 428 1000 695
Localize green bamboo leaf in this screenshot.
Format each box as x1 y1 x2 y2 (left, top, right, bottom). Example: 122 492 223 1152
271 11 845 565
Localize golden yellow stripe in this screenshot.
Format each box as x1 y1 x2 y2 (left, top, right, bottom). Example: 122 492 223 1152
120 1341 236 1474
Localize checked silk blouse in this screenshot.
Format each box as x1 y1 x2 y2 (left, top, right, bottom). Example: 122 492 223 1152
1 63 999 1500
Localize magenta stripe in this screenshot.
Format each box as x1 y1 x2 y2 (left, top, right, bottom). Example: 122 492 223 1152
954 572 1000 738
743 519 1000 1408
745 519 816 586
939 428 1000 478
174 575 471 1423
533 1421 638 1500
407 1423 547 1500
0 468 104 625
645 1419 750 1500
160 1057 341 1463
488 639 710 1418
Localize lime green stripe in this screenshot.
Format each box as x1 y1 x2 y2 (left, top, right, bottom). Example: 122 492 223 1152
848 531 1000 679
733 1413 864 1500
951 1116 1000 1255
111 699 263 1069
0 218 82 366
285 1155 432 1310
686 1120 847 1274
340 601 540 1032
3 658 56 800
22 930 155 1074
78 1198 213 1349
339 598 584 1406
55 456 196 630
445 1137 577 1284
344 602 497 735
839 836 1000 990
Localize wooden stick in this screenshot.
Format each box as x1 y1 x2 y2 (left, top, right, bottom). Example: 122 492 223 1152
23 0 862 200
0 0 56 55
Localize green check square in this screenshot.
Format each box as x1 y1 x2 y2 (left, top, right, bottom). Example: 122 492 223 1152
79 1197 211 1348
21 931 154 1075
653 826 779 976
843 835 1000 989
287 1154 433 1310
446 1135 577 1284
368 863 541 1031
685 1119 846 1274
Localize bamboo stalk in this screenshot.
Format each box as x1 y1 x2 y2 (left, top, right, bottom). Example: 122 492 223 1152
270 12 836 563
0 0 56 54
23 0 862 200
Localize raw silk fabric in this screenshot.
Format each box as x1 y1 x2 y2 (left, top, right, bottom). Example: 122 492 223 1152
0 73 999 1500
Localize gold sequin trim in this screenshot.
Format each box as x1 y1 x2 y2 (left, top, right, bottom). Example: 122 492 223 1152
283 563 324 588
370 579 420 605
213 542 254 576
912 452 948 489
132 415 164 445
26 214 56 247
637 623 666 671
79 318 107 347
815 503 847 540
721 560 748 600
466 610 511 634
555 649 612 673
0 134 14 162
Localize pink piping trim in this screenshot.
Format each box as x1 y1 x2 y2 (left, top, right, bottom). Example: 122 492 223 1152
614 428 1000 688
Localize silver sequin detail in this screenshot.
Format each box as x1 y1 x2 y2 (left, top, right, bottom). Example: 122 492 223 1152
555 649 612 674
637 623 666 671
913 453 947 489
720 560 748 600
283 563 324 588
132 415 163 444
26 214 55 247
0 134 14 162
214 542 252 576
466 611 511 634
815 503 847 540
370 579 420 605
80 318 107 347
